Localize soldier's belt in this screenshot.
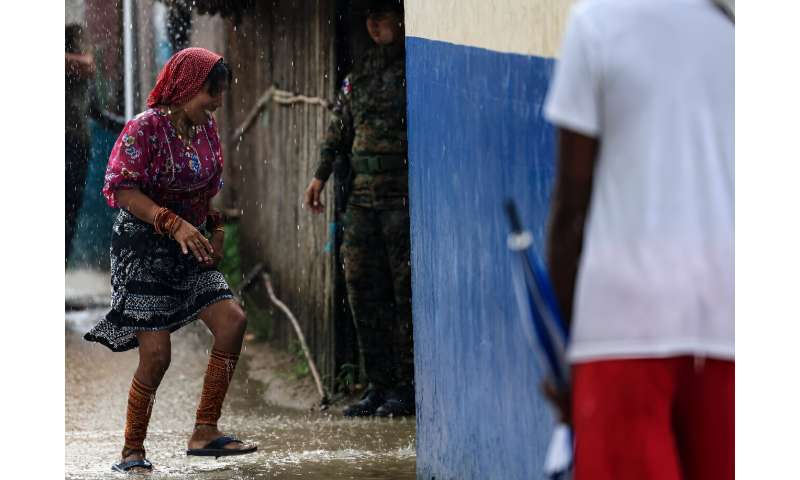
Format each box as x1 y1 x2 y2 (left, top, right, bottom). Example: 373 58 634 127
350 154 407 174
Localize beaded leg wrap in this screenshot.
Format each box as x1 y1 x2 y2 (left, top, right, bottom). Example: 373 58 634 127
124 377 157 452
195 349 239 427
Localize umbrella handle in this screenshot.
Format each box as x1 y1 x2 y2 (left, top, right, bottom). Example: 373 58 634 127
504 200 524 234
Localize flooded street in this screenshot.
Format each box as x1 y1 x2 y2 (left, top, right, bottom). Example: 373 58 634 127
66 308 416 479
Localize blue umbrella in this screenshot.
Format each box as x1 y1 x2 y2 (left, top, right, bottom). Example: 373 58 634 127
504 200 573 480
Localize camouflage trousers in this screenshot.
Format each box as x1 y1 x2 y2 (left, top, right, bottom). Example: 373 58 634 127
341 204 413 390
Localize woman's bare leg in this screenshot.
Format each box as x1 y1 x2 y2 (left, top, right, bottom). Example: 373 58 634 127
201 299 247 354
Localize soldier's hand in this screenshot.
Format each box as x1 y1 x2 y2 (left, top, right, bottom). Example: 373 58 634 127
303 178 326 214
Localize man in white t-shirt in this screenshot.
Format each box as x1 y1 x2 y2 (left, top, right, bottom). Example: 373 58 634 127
543 1 734 479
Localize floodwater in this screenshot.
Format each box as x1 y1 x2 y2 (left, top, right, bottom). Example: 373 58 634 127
66 309 416 479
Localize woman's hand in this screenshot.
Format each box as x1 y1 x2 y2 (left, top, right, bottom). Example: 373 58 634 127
173 220 214 263
303 178 326 214
203 231 225 268
114 189 214 263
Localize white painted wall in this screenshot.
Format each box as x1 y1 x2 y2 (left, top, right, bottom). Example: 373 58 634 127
405 0 575 57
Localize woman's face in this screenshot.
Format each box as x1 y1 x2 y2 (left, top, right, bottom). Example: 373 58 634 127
184 81 227 124
366 12 403 45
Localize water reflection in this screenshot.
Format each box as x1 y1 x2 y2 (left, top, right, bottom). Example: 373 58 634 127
66 310 415 479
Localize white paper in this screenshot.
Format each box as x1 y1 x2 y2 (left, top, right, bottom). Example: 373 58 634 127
543 423 573 480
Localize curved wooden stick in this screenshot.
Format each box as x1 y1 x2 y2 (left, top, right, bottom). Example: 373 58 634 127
262 273 327 404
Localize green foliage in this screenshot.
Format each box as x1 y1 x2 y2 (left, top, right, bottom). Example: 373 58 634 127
217 221 273 341
335 363 358 393
242 290 274 341
288 340 311 380
217 221 242 294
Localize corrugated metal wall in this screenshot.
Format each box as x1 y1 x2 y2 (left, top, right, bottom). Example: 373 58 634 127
218 1 339 388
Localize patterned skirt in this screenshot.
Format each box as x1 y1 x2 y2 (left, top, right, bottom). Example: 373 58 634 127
84 210 234 352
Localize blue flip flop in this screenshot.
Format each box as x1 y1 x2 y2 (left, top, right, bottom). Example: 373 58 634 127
111 458 153 473
186 435 258 458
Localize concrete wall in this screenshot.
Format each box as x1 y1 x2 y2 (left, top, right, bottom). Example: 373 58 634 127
405 0 571 57
405 1 573 478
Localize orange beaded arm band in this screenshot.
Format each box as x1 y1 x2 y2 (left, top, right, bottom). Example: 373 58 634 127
152 206 183 237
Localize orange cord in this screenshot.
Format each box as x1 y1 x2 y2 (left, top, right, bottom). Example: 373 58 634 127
195 349 239 427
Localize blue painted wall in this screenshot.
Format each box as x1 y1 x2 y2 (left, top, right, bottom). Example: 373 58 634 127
69 120 118 269
406 37 559 480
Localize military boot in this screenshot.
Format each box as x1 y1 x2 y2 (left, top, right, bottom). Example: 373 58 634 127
343 388 385 417
374 386 415 418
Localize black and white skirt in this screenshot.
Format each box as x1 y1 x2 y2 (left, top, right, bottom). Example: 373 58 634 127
84 209 234 352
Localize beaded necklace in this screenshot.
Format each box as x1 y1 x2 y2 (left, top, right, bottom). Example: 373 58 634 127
163 107 199 150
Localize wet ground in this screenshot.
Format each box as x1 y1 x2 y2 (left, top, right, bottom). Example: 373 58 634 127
66 304 416 479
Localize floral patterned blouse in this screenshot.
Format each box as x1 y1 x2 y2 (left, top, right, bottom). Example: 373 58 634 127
102 108 224 227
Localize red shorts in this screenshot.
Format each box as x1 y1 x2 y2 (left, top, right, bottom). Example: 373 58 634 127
572 356 734 480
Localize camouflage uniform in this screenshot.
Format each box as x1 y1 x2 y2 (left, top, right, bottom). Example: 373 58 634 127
314 44 413 391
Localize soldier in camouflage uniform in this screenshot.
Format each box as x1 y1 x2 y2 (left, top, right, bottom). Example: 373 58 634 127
303 0 413 417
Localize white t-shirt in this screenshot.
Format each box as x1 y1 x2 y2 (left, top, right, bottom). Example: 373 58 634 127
543 0 734 363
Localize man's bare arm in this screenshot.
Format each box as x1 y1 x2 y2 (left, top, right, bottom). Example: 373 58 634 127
65 52 96 78
546 128 599 329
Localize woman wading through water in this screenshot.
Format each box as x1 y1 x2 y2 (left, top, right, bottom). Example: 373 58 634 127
84 47 257 473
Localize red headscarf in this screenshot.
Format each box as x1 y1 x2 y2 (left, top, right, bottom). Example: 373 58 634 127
146 47 223 108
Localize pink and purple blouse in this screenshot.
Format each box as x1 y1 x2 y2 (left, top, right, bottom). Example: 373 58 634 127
102 108 224 227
